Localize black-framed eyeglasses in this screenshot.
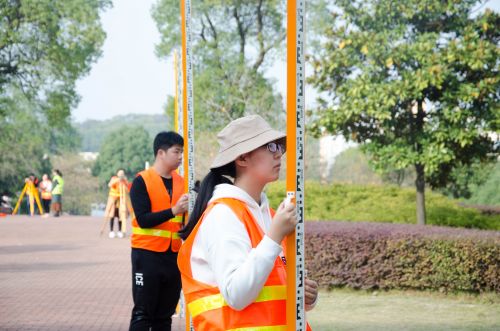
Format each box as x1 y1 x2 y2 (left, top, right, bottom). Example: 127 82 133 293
266 142 286 154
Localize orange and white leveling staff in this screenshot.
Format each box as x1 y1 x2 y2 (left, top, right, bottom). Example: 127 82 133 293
173 47 187 319
286 0 307 330
181 0 195 329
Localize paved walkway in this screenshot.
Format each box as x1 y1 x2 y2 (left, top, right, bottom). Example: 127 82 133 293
0 215 185 331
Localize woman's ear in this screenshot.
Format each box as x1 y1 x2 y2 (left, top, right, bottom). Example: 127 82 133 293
235 153 249 168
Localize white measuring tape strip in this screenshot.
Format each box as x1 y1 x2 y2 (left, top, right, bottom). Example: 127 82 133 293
185 0 195 214
295 1 306 329
182 1 195 329
289 0 306 330
177 49 184 168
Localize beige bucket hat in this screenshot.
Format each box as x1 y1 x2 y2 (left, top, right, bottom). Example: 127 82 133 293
210 115 286 169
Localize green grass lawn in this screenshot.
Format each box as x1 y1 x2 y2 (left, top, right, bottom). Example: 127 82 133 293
307 289 500 331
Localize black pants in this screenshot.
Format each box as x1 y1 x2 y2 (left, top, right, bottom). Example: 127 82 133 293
42 199 51 214
129 248 181 331
110 208 121 231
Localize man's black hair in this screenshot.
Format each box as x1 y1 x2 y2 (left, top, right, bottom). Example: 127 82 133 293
153 131 184 157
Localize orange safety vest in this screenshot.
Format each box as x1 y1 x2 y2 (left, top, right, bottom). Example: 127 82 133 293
40 181 52 200
177 197 312 331
109 176 121 197
131 168 184 252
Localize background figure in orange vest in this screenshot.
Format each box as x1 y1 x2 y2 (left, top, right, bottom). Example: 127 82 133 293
128 131 189 331
39 174 52 218
105 169 128 238
178 115 318 330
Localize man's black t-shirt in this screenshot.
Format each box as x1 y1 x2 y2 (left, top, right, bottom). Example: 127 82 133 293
130 175 175 229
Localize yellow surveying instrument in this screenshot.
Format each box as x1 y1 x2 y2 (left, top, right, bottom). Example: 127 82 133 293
12 179 44 216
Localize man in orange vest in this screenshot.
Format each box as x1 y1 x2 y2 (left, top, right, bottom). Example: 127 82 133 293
128 131 189 331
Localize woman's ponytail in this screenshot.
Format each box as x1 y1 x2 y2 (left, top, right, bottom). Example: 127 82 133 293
179 162 235 240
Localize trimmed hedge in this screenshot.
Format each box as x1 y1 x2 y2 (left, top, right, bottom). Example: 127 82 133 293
305 221 500 292
266 181 500 230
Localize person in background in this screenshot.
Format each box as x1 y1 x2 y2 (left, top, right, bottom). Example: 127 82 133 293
105 169 128 238
51 169 64 217
39 174 52 218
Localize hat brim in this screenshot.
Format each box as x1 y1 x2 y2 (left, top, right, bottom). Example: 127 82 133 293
210 129 286 169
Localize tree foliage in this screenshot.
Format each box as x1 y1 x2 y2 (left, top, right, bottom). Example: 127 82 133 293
330 147 383 185
467 161 500 206
309 0 499 224
0 0 110 125
152 0 285 129
0 90 80 196
52 153 104 215
0 0 109 194
92 126 153 186
76 113 172 152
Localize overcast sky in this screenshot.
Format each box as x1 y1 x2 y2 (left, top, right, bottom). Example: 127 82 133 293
73 0 171 122
73 0 499 123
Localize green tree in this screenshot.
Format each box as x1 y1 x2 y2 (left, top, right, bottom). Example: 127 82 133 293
52 153 104 215
93 126 153 186
0 0 109 194
439 160 495 199
467 161 500 206
0 0 110 124
0 97 51 195
0 90 80 196
76 114 171 152
309 0 499 224
152 0 285 130
331 147 383 185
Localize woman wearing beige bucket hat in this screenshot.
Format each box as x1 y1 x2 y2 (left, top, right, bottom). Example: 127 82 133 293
177 115 317 330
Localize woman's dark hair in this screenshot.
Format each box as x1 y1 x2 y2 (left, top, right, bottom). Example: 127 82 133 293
179 162 235 240
54 169 62 177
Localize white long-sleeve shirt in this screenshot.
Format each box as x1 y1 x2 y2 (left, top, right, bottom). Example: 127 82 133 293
190 183 316 311
190 184 280 310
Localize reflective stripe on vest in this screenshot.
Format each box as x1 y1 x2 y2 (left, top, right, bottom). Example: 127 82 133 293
188 285 286 318
176 198 312 330
171 215 184 223
132 227 172 238
227 326 287 331
132 216 183 240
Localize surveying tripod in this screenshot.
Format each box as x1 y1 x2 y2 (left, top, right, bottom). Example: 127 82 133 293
12 180 44 216
99 181 134 236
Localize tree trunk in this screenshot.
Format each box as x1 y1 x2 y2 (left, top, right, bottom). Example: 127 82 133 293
415 163 426 225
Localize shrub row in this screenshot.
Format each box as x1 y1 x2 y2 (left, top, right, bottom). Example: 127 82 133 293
305 221 500 292
266 181 500 230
